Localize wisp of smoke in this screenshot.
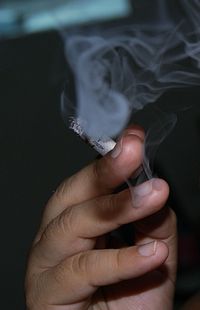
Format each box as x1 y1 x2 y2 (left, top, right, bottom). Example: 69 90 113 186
61 0 200 179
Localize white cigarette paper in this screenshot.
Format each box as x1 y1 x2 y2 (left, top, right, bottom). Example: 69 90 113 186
69 117 116 156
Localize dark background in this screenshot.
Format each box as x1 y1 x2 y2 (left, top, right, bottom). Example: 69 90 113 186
1 3 200 309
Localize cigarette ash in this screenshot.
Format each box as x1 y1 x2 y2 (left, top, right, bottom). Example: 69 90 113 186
69 117 116 156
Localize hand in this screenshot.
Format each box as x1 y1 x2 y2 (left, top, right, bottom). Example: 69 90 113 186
25 126 177 310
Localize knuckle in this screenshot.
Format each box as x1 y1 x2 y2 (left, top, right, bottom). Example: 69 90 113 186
105 194 119 217
70 252 89 276
58 206 77 236
41 218 57 243
53 261 68 286
115 249 126 282
115 248 123 270
54 176 74 204
40 205 77 242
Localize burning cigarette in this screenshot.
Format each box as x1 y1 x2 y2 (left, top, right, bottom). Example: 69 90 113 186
69 117 116 156
69 117 146 185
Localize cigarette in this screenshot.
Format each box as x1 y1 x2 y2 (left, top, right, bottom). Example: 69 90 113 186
69 117 116 156
69 117 146 184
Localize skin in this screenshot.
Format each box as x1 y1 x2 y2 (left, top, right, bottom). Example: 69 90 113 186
25 126 177 310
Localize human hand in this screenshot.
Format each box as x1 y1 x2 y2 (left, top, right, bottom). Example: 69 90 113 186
25 126 177 310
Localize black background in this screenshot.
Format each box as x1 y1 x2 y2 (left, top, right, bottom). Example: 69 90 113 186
0 31 97 309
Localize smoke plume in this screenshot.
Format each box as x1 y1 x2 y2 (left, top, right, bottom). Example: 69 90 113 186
61 0 200 177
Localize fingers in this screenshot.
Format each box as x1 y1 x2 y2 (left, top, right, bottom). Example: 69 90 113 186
38 126 145 234
135 207 177 241
134 207 177 284
33 179 169 265
39 241 169 306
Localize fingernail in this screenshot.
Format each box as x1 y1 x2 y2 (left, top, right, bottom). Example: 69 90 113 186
111 138 123 159
133 180 153 197
138 241 157 257
132 179 163 207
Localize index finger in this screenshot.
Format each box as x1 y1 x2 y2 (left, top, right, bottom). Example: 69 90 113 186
39 126 145 234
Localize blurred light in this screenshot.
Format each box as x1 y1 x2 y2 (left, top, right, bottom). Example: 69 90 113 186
0 0 131 38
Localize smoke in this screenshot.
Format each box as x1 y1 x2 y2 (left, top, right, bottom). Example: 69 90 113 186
61 0 200 177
